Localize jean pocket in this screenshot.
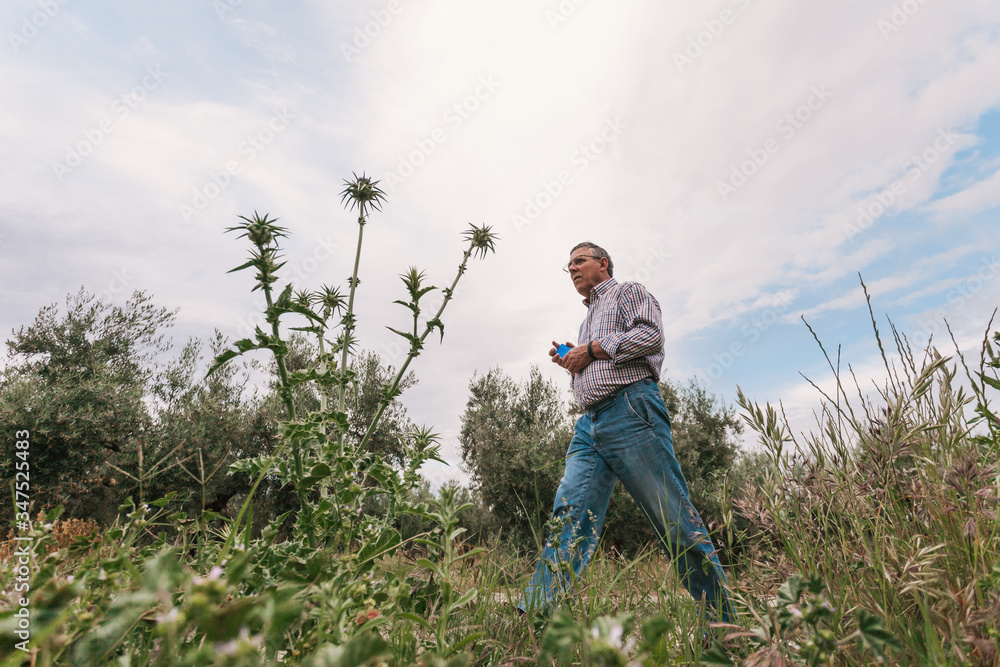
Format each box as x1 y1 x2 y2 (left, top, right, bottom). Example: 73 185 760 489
623 387 655 430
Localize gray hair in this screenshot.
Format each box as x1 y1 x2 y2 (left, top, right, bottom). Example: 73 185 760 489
570 241 614 278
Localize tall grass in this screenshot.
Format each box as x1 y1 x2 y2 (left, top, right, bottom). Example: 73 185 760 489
729 288 1000 665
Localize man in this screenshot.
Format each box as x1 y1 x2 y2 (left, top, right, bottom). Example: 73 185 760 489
520 242 735 623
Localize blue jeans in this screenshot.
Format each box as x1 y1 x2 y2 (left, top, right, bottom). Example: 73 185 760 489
520 378 734 622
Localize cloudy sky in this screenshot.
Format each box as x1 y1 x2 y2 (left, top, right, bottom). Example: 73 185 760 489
2 0 998 486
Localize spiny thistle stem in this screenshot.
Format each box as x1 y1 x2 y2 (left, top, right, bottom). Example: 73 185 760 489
263 286 296 423
336 173 385 457
219 211 315 545
316 329 330 499
259 254 313 547
221 211 315 548
338 199 367 456
318 333 328 420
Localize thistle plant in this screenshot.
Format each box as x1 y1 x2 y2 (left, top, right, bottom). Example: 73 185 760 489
706 575 900 666
213 211 316 541
201 173 497 658
402 486 486 661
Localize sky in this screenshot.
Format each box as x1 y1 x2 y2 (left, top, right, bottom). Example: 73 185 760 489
2 0 999 488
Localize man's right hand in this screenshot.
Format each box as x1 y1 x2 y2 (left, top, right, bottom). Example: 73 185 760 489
550 340 574 368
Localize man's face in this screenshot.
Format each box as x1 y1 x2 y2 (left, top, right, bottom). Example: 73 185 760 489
567 247 609 297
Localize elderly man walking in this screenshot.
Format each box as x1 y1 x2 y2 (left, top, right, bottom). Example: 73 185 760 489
520 242 735 623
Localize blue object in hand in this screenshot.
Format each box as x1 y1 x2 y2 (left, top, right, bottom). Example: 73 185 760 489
557 344 572 358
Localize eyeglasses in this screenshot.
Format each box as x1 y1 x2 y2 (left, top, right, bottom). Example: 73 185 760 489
562 255 600 273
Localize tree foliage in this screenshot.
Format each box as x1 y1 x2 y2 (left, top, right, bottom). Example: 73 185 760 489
0 288 426 531
146 332 278 519
0 289 173 524
458 366 572 550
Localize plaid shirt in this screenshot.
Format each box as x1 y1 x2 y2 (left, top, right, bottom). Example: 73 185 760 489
571 278 665 408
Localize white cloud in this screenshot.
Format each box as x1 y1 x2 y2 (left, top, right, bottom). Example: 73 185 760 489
929 168 1000 219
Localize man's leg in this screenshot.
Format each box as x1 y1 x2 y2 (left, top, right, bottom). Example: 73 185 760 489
520 411 617 612
598 379 735 623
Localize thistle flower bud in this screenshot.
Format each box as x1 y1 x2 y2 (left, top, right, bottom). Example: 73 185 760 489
340 172 386 212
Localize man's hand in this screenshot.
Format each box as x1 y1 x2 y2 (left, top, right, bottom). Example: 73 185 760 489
549 339 609 374
549 340 574 369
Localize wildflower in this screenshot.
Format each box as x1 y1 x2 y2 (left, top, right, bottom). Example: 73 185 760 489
608 624 624 649
356 609 380 625
215 638 240 657
98 568 107 581
215 627 261 656
157 607 181 625
66 575 74 583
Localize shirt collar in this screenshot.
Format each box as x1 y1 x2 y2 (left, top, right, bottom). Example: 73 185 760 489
582 277 617 307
